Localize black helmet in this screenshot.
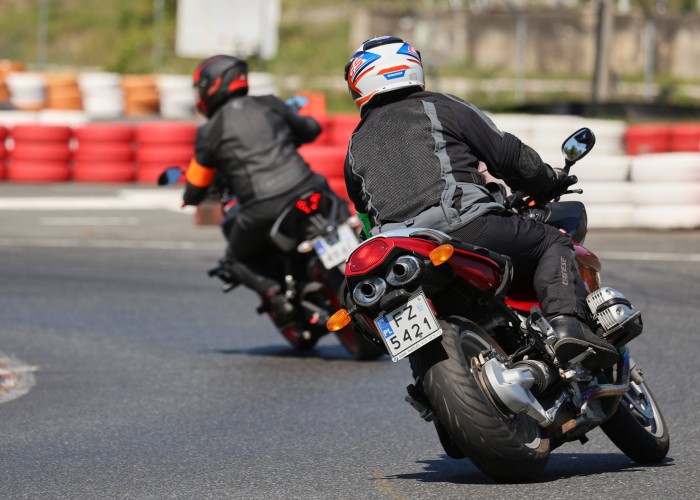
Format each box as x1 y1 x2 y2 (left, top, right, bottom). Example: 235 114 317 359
193 55 249 117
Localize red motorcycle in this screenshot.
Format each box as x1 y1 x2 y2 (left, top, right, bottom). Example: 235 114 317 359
327 128 669 482
159 168 384 360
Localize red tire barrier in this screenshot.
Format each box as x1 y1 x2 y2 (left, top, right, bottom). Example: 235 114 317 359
6 160 71 183
10 124 73 142
10 143 72 162
74 123 135 143
327 176 349 200
72 161 135 183
135 164 180 184
7 125 73 182
624 124 672 155
135 144 193 164
298 145 346 178
73 143 135 162
73 123 137 183
669 124 700 152
0 125 7 176
327 113 360 147
135 121 197 144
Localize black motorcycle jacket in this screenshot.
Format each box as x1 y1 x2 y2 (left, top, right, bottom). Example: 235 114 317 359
344 89 557 234
183 95 321 207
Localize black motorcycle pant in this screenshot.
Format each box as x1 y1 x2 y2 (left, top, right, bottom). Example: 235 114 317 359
223 174 330 296
448 211 590 322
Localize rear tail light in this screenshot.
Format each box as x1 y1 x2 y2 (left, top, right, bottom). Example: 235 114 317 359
347 237 393 275
295 192 322 214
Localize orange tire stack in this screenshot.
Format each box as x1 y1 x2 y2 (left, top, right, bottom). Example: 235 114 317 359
44 73 82 110
6 124 73 182
134 121 197 183
73 123 136 183
122 75 160 117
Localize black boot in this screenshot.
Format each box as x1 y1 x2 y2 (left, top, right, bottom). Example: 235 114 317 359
263 288 296 328
551 315 618 371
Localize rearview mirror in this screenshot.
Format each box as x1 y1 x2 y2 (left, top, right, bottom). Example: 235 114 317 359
561 128 596 164
157 166 184 186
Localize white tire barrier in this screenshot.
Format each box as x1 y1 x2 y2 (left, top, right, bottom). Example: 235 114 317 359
585 204 636 229
78 72 124 119
156 75 196 120
631 183 700 205
577 181 633 204
576 154 631 182
634 205 700 229
4 72 45 110
630 153 700 182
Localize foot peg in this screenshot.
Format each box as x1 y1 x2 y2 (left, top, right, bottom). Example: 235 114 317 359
405 384 435 422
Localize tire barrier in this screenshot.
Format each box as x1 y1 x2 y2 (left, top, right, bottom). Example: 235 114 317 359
325 113 360 148
624 123 700 155
298 144 350 206
72 123 136 183
122 75 160 117
0 125 7 180
156 75 196 120
134 121 196 184
6 124 72 182
4 72 45 111
44 73 82 111
78 72 124 119
0 113 696 229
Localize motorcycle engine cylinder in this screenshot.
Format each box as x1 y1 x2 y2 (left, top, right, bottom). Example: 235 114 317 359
586 287 643 347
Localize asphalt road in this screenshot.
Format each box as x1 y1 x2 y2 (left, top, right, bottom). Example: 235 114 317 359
0 184 698 499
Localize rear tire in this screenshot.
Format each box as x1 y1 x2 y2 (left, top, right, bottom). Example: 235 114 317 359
414 315 550 483
600 371 670 463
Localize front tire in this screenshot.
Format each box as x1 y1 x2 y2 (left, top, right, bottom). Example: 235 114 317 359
600 370 669 463
414 315 550 483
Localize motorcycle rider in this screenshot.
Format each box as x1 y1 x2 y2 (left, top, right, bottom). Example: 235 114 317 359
183 54 327 327
342 36 617 370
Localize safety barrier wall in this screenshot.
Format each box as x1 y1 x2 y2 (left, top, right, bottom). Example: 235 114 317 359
0 110 699 229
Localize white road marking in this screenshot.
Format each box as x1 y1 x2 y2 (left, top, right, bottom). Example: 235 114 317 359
0 238 221 250
39 216 141 226
0 189 194 213
597 251 700 262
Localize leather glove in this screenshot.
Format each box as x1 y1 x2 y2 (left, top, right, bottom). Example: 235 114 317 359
537 168 578 202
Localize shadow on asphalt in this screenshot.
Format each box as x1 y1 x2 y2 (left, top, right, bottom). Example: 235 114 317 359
208 343 388 362
382 453 675 484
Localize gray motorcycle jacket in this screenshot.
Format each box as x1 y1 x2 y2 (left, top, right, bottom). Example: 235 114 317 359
184 94 321 207
344 89 557 234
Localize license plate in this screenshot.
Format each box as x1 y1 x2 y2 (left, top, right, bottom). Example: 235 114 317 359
313 223 360 269
374 292 442 362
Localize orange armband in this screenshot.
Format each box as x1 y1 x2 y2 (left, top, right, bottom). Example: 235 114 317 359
185 158 216 188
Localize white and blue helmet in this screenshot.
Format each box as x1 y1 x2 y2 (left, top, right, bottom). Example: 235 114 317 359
344 36 424 110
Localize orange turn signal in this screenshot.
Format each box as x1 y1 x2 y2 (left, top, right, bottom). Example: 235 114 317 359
429 244 454 266
327 309 352 332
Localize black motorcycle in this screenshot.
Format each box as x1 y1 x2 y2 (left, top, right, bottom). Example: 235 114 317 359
327 128 669 481
159 167 384 360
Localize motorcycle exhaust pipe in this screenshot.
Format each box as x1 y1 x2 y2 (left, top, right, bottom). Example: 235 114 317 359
481 357 559 427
